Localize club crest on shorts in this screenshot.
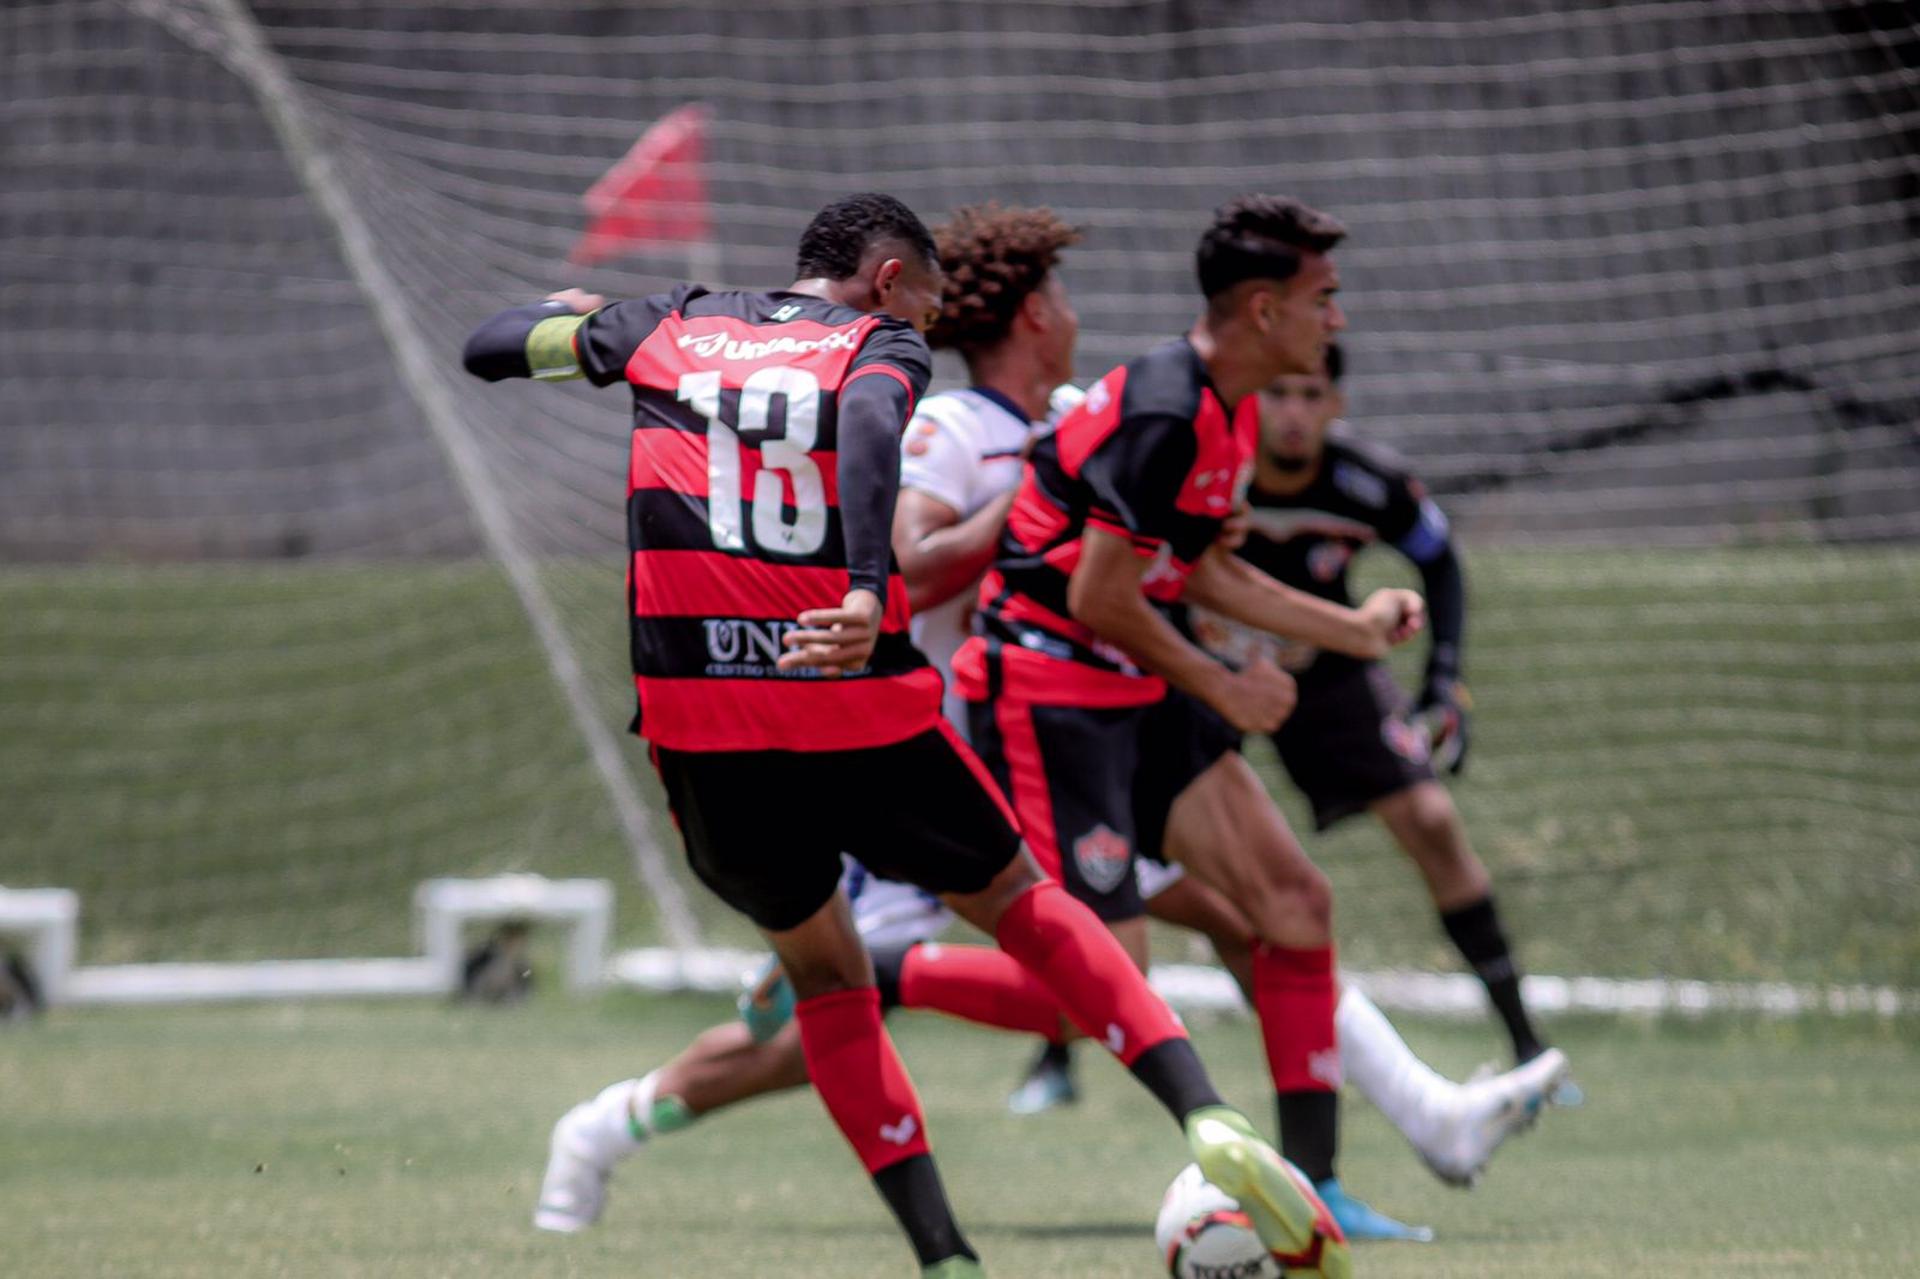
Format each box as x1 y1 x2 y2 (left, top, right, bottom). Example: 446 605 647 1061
1382 714 1432 764
1307 540 1355 583
1073 824 1132 894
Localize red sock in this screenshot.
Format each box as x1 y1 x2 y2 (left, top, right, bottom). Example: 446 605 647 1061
1251 943 1341 1093
795 987 931 1173
993 879 1186 1067
898 943 1067 1043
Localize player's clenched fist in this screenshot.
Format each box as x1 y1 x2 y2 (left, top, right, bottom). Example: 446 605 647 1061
1214 653 1298 734
777 588 883 678
1359 587 1426 652
543 287 607 315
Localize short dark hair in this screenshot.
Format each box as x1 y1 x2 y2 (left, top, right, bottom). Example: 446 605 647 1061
928 203 1082 354
1196 194 1346 299
794 193 937 280
1325 341 1344 384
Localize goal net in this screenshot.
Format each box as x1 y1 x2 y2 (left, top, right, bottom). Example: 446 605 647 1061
3 0 1915 1000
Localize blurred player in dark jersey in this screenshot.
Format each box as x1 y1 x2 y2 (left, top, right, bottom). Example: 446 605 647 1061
1213 342 1564 1081
463 193 1346 1277
951 194 1432 1237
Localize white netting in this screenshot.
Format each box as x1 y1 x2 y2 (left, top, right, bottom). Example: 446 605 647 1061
1 0 1915 990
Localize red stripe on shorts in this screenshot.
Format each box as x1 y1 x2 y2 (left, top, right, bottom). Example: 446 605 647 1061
992 697 1062 879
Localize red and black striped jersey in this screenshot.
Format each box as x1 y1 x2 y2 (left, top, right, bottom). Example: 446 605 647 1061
955 338 1254 708
574 285 939 752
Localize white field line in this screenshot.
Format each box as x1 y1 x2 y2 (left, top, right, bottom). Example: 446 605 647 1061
41 948 1914 1015
609 947 1920 1019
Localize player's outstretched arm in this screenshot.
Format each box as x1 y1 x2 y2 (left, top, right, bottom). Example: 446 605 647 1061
1408 539 1471 771
1067 527 1295 733
1186 544 1424 660
892 487 1017 612
461 289 607 382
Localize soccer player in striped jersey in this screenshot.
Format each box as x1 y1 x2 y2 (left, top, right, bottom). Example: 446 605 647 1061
463 194 1344 1277
1223 342 1567 1088
943 195 1431 1238
522 203 1563 1251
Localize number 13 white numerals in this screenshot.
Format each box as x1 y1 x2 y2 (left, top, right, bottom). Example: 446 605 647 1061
676 368 827 556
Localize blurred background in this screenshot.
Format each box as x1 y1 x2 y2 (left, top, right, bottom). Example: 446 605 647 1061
4 0 1916 996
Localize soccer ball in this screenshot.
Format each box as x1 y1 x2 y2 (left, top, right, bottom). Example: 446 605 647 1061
1154 1163 1346 1279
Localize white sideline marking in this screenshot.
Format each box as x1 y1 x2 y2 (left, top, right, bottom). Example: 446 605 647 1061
66 958 443 1004
609 948 1919 1019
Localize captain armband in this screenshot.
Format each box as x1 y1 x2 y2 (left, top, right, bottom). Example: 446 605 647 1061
527 311 591 381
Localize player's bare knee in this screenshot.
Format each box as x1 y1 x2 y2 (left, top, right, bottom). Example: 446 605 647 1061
782 965 870 1001
1238 863 1333 944
943 843 1044 931
775 946 874 1000
1394 782 1463 851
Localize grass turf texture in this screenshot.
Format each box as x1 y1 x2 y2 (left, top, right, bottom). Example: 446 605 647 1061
4 545 1916 989
5 993 1916 1276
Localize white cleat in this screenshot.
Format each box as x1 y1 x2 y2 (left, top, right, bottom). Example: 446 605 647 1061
533 1103 616 1233
1418 1047 1569 1187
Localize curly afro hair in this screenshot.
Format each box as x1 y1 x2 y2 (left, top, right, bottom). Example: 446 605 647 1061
928 203 1082 354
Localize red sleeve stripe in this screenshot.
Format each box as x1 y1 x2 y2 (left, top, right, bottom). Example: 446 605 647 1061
843 362 918 416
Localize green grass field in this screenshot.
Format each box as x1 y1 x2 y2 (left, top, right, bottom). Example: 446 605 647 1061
5 993 1916 1277
4 545 1916 988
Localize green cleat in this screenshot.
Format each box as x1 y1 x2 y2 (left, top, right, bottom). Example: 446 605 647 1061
1183 1106 1352 1278
920 1257 986 1278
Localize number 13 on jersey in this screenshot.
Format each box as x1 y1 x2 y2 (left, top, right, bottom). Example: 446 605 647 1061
677 368 827 556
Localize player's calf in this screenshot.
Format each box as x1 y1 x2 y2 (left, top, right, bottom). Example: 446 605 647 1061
796 986 978 1269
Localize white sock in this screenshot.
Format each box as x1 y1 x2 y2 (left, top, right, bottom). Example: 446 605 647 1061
1336 986 1456 1149
570 1074 653 1165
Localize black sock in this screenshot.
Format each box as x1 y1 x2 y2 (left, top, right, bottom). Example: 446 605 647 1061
873 1154 976 1267
1032 1040 1072 1072
1276 1090 1338 1184
1440 894 1545 1062
1129 1038 1224 1123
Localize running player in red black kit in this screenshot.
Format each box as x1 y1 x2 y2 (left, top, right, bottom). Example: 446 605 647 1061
462 194 1348 1278
952 194 1430 1234
1228 342 1571 1092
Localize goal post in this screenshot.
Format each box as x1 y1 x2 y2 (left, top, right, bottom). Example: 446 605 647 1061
1 0 1914 1000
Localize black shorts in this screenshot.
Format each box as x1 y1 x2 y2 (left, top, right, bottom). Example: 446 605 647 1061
1132 689 1243 868
967 688 1240 923
652 723 1022 933
1272 661 1436 830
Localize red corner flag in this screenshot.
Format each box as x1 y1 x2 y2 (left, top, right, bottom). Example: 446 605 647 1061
568 104 712 266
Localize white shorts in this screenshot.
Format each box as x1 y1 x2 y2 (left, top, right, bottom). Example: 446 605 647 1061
846 859 955 951
845 852 1185 951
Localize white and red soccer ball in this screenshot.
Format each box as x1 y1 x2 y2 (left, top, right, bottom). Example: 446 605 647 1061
1154 1161 1346 1279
